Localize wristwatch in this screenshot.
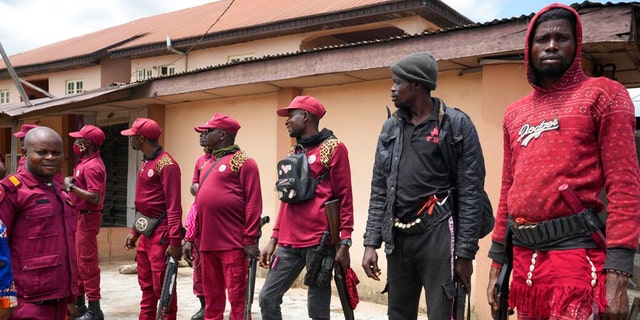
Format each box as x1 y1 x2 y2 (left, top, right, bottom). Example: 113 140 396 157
65 183 74 192
339 239 352 247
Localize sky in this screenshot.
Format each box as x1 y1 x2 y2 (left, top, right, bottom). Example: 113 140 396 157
0 0 625 56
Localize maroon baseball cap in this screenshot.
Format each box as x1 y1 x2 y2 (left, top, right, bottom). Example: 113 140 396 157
276 96 326 119
69 125 106 146
120 118 162 140
194 113 241 135
13 124 38 138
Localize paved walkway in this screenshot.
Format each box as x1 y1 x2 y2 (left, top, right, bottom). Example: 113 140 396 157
100 261 390 319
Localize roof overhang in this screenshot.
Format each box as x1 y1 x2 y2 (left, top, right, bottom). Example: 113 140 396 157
0 83 142 119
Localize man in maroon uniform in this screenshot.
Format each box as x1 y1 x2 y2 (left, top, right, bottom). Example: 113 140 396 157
183 130 212 320
486 4 640 319
259 96 354 319
63 125 106 320
121 118 183 320
0 126 78 320
183 113 262 320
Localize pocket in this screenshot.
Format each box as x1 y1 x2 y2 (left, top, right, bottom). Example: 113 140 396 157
19 253 61 298
25 206 58 240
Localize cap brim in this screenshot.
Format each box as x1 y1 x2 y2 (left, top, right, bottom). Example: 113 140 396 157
276 107 294 116
12 132 25 138
120 129 136 136
194 126 207 133
69 132 84 138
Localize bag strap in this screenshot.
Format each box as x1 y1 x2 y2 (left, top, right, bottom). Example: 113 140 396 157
197 154 228 195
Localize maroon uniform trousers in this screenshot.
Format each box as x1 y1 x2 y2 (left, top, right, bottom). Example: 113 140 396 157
136 224 178 320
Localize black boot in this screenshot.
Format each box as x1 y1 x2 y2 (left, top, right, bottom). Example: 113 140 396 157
191 296 205 320
75 295 87 317
77 300 104 320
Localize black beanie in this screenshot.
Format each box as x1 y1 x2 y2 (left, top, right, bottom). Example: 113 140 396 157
390 52 438 91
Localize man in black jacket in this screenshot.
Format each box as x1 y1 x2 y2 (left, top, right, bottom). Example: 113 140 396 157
362 52 488 319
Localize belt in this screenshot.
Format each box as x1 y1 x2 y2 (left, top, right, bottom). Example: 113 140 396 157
80 210 102 214
509 209 603 249
33 298 62 306
394 192 451 235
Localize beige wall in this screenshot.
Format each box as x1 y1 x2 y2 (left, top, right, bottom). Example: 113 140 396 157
45 66 101 97
157 63 535 317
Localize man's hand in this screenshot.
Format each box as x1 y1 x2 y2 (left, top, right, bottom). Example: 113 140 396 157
166 245 183 262
124 233 139 250
487 265 501 318
334 245 350 271
244 244 260 260
259 238 277 269
455 257 473 294
600 271 630 320
66 303 77 319
183 241 194 263
362 246 381 281
63 176 74 187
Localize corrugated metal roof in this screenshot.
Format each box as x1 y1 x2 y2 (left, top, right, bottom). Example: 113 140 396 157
1 0 470 69
0 83 140 117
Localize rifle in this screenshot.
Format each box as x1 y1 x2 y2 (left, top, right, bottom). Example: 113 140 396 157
493 228 513 320
244 216 270 320
157 256 178 320
325 199 355 320
558 184 606 250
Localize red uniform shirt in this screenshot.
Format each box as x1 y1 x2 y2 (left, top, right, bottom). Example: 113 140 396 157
70 151 106 211
192 153 211 185
0 172 78 302
271 139 354 247
195 150 262 250
134 148 183 246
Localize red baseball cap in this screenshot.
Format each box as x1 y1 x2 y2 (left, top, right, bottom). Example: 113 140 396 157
13 124 38 138
69 125 106 146
120 118 162 140
276 96 326 119
194 113 241 135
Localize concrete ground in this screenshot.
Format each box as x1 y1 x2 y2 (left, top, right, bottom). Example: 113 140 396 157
100 260 390 319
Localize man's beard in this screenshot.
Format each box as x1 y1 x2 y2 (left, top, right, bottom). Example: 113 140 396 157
535 59 572 80
394 100 410 110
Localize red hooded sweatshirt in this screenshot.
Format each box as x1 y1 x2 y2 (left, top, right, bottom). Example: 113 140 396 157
491 3 640 278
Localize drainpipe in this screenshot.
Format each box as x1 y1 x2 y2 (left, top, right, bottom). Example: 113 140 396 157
166 36 188 70
0 41 32 107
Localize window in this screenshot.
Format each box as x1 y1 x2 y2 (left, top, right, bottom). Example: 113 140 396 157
66 80 83 95
227 53 255 63
0 90 8 104
136 68 154 81
160 66 175 76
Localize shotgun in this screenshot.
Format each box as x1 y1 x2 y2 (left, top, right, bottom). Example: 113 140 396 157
244 216 270 320
558 184 606 250
325 199 355 320
493 228 512 320
157 256 178 320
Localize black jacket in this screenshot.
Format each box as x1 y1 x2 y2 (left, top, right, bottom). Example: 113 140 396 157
363 98 488 259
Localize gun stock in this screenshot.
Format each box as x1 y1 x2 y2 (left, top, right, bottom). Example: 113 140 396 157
244 216 270 320
325 199 341 247
324 199 354 320
558 184 606 250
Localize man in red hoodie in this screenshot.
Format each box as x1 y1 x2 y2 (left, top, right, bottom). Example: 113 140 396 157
486 4 640 319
